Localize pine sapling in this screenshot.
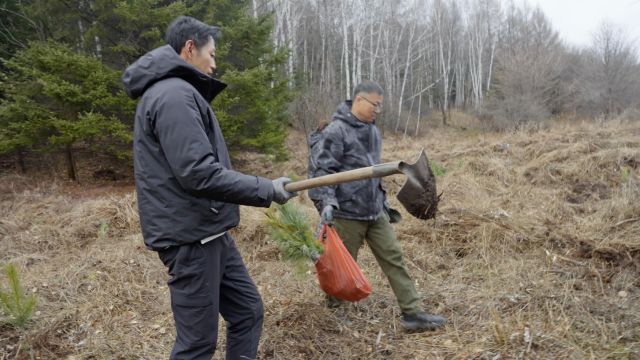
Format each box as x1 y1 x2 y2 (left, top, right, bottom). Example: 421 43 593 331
265 203 323 273
0 263 37 328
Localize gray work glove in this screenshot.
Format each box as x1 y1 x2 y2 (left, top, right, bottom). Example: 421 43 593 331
271 177 297 204
320 204 335 224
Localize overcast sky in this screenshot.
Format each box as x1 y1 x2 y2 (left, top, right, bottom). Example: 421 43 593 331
529 0 640 48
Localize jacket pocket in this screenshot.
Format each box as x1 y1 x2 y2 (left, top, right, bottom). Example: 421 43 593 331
209 200 223 215
165 243 213 307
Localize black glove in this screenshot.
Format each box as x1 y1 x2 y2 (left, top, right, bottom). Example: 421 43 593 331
320 204 335 224
384 200 402 224
271 177 297 204
386 207 402 224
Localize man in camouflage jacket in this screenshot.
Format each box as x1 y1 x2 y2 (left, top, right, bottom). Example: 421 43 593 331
308 81 445 332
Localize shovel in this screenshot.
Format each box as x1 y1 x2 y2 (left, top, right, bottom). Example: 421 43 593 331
284 149 439 220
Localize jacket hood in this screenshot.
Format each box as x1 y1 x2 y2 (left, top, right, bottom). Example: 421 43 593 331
122 45 226 102
309 129 323 148
332 100 368 127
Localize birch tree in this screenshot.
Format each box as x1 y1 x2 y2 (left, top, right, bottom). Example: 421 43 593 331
430 0 460 124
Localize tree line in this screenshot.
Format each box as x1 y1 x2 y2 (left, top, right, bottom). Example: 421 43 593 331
1 0 639 179
263 0 640 133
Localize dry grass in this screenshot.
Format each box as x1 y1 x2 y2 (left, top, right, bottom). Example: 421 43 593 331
1 119 639 359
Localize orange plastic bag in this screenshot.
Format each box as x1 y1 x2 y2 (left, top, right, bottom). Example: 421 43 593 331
315 224 372 301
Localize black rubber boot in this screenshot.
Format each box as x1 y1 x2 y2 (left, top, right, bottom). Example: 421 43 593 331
400 312 445 331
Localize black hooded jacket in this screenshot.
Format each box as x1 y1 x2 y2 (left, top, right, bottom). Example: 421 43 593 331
308 101 387 220
123 45 273 250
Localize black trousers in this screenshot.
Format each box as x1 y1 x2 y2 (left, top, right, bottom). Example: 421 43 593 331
158 234 263 360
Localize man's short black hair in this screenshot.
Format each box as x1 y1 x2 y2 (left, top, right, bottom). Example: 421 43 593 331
353 81 384 99
165 16 221 54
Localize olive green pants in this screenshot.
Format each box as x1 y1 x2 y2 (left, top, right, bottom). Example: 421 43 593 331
331 213 422 315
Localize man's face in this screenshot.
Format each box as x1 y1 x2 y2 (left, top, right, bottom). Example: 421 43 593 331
183 37 217 76
353 92 383 123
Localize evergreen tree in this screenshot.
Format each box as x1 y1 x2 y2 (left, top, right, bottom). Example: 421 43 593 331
0 41 135 180
0 0 40 59
84 0 188 68
196 1 293 158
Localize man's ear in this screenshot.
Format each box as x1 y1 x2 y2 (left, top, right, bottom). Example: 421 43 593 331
184 40 194 57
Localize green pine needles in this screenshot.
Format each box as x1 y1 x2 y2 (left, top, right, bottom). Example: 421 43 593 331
0 263 37 328
265 203 323 273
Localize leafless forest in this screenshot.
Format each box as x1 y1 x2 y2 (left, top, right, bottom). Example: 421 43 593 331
258 0 639 132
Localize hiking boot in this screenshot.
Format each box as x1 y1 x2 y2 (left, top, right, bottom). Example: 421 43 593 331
400 312 445 331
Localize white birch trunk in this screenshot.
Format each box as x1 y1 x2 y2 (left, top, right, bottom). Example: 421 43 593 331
396 22 416 132
341 1 351 98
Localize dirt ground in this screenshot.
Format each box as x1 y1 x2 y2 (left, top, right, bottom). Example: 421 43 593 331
1 119 639 359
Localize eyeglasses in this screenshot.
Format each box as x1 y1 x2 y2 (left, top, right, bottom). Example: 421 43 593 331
360 96 383 113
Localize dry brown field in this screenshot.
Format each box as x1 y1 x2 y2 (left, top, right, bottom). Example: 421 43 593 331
1 120 638 359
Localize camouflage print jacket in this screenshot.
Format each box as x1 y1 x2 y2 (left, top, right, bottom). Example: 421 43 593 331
308 101 387 221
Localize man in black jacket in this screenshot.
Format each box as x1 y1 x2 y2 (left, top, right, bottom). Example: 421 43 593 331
122 16 296 360
309 81 445 332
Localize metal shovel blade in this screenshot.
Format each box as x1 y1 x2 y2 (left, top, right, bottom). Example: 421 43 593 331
396 149 439 220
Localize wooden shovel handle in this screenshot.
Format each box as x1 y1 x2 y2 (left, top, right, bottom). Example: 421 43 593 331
284 161 402 193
